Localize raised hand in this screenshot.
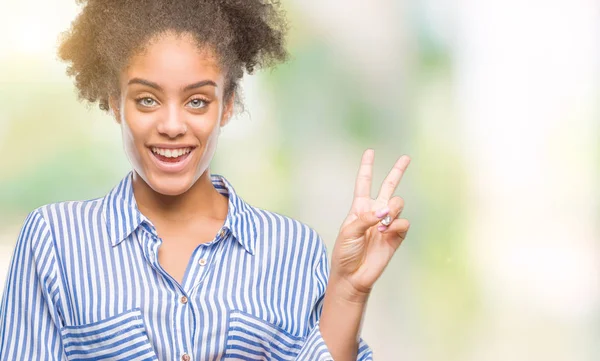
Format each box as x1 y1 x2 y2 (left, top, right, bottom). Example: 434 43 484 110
330 149 411 300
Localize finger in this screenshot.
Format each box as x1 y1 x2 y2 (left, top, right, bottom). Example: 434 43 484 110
377 197 404 231
353 149 374 200
388 196 404 218
344 206 390 238
379 218 410 247
344 196 403 230
376 155 411 203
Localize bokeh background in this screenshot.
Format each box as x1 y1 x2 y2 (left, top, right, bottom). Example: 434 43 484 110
1 0 599 360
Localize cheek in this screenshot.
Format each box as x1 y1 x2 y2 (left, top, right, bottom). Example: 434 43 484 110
122 107 153 141
191 110 223 139
120 110 155 164
120 120 139 159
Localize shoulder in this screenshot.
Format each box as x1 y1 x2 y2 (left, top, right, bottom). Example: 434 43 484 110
12 197 100 263
250 206 323 243
249 205 328 262
34 196 104 223
23 197 105 242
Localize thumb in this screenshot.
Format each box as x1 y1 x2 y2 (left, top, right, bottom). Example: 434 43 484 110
344 206 390 238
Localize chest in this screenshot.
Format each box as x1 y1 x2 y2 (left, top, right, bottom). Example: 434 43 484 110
55 231 314 361
155 221 224 285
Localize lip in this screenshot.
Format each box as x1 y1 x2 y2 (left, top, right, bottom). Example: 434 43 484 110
148 147 195 173
149 144 198 149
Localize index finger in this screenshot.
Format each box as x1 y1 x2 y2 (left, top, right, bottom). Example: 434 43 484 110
353 149 374 199
376 155 410 202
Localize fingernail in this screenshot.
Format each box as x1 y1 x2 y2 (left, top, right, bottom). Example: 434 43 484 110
378 225 387 232
375 207 390 218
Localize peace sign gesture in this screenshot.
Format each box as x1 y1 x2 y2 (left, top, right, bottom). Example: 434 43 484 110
329 149 411 301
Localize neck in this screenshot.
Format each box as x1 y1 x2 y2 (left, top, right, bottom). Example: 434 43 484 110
131 170 228 224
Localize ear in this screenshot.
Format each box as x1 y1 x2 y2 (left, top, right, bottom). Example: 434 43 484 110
220 93 235 128
108 95 121 124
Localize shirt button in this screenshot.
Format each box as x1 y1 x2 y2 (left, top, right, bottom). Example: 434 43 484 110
180 296 188 305
218 228 226 238
181 353 191 361
198 258 207 266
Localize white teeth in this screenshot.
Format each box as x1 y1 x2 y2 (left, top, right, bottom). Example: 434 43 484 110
151 147 192 158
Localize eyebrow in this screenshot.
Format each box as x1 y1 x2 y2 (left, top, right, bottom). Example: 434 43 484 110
127 78 218 92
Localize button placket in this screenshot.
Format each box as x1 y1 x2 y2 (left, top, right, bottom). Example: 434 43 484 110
175 293 194 361
186 229 226 291
193 246 212 274
193 250 211 280
193 227 224 269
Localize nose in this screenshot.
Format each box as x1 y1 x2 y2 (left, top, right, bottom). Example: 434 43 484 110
157 106 187 138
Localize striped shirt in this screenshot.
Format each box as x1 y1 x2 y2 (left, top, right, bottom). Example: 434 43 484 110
0 171 373 360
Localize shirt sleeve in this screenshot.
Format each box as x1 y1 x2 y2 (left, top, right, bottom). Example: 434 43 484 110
294 237 374 361
0 209 66 360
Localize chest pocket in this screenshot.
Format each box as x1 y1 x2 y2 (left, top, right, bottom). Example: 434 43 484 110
223 310 305 361
60 308 158 361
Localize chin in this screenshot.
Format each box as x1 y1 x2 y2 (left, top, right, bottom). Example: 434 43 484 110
145 171 196 197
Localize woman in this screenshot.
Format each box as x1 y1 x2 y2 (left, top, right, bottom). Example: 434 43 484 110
0 0 410 360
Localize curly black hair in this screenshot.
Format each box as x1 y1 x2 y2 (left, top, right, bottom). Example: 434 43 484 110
57 0 289 112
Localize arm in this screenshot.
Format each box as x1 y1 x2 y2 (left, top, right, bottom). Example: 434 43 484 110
0 210 66 360
319 150 411 360
320 274 371 360
295 245 373 361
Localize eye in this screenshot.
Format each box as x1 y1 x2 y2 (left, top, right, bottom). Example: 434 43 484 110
136 97 158 107
187 97 209 109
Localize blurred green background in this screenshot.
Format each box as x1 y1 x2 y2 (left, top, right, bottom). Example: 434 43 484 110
1 1 598 360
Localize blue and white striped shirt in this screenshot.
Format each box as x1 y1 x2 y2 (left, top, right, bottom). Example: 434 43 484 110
0 171 373 360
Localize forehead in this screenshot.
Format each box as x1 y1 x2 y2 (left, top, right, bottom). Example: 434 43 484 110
122 32 224 86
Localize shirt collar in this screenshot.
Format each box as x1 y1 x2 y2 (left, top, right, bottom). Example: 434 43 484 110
101 171 257 255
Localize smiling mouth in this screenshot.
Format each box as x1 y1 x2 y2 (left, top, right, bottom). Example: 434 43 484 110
150 147 194 163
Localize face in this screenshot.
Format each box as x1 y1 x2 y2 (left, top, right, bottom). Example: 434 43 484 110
109 31 233 196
